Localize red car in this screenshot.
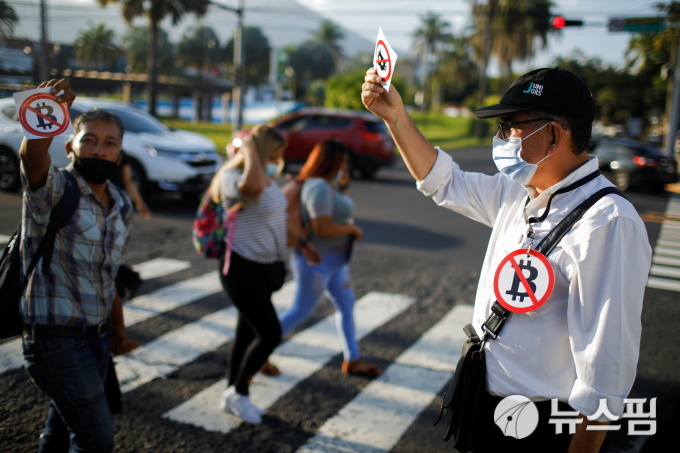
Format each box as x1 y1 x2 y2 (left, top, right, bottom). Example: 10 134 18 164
228 108 396 179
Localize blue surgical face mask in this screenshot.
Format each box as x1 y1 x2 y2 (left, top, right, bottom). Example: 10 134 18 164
492 122 551 185
266 162 280 177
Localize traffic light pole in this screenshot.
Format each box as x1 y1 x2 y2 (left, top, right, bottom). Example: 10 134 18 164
210 0 245 131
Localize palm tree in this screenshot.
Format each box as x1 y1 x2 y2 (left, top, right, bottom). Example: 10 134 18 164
412 12 452 110
178 25 222 73
122 25 174 75
0 1 18 43
74 23 118 70
98 0 210 116
313 20 345 69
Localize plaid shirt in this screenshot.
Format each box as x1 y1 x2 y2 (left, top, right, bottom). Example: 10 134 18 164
20 164 133 326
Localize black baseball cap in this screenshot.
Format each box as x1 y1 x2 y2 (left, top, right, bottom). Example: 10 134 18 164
471 67 596 122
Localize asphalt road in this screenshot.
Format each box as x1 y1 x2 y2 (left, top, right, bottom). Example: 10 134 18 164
0 148 678 453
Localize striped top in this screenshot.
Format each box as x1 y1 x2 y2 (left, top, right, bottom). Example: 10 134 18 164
20 164 133 326
220 168 287 264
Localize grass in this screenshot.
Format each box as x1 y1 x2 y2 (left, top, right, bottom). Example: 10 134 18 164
161 111 492 155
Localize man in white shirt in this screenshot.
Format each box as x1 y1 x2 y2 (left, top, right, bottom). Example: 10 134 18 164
361 67 652 452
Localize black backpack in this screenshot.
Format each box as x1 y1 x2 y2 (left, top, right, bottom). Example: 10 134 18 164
0 171 80 339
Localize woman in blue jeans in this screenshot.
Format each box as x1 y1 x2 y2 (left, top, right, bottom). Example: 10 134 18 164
279 140 381 377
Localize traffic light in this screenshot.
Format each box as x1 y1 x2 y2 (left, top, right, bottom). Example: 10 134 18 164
552 16 584 28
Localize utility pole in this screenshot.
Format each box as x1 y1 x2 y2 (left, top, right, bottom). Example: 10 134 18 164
39 0 48 81
666 22 680 161
210 0 245 130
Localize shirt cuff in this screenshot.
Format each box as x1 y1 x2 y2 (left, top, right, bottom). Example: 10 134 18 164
568 379 625 421
416 147 455 196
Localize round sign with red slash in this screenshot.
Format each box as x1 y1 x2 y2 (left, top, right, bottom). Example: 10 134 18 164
493 249 555 313
374 40 392 82
19 93 70 138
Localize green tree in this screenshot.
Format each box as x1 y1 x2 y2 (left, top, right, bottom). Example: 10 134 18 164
325 68 406 111
74 23 118 70
434 35 479 106
122 25 174 74
0 1 18 43
313 19 345 69
413 11 453 110
225 26 272 86
178 25 222 72
288 41 335 101
98 0 210 116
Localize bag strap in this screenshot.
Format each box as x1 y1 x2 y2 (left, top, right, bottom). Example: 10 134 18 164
477 186 626 341
35 171 81 275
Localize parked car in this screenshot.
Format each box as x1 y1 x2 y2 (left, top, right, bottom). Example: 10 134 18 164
0 97 222 195
590 137 678 191
227 108 396 179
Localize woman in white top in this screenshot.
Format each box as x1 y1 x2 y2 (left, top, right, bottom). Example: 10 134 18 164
211 125 316 424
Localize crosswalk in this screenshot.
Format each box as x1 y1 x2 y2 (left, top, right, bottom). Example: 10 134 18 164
1 193 679 451
647 194 680 292
0 255 469 451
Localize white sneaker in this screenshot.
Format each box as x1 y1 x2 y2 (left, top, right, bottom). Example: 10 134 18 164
220 387 263 424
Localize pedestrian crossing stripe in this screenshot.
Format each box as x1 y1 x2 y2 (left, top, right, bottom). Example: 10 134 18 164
0 258 194 374
647 194 680 292
298 304 473 453
162 292 415 433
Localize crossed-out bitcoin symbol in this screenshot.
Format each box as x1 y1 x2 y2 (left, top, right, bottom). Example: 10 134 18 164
493 249 555 314
377 50 387 71
34 102 58 130
505 259 538 302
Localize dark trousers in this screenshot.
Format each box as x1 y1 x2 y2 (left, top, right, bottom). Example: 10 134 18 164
220 252 284 395
468 391 573 453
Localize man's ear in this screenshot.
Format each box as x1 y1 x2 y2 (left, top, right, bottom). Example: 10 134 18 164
65 140 74 158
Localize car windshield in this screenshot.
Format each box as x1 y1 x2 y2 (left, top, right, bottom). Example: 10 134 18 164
72 105 170 134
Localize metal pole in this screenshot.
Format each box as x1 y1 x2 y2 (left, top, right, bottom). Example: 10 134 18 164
233 0 245 131
39 0 48 81
666 24 680 160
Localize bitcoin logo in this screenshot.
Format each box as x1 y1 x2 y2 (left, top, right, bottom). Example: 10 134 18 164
505 259 538 303
494 249 555 314
377 50 387 71
34 102 58 130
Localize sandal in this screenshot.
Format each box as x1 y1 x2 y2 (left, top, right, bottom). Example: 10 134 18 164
341 359 382 378
259 360 280 376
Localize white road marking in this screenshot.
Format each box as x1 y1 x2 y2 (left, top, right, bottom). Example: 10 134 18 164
298 304 473 453
133 258 192 280
649 264 680 279
163 292 415 433
647 276 680 292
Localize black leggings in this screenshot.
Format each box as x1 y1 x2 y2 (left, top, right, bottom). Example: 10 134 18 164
220 252 285 395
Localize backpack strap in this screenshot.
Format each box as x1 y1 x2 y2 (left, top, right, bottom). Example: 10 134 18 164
37 171 81 274
478 186 626 341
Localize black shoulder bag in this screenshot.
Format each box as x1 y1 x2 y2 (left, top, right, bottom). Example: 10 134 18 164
0 171 80 339
435 186 625 451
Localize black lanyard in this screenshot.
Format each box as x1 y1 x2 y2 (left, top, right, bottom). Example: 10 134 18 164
523 170 601 224
521 170 600 252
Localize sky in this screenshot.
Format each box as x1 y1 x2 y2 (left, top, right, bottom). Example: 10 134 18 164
10 0 663 74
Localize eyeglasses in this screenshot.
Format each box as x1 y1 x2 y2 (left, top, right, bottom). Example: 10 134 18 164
496 117 557 140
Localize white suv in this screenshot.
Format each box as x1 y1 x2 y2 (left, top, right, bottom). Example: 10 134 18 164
0 97 222 195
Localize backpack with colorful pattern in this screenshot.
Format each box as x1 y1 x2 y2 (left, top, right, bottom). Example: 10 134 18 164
192 188 238 259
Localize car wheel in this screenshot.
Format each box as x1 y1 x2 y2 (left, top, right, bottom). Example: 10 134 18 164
359 165 378 179
0 147 21 192
612 169 631 191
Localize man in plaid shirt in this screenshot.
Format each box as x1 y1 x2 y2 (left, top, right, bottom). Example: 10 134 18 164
19 79 139 452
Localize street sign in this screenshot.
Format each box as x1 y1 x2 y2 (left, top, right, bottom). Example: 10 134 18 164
608 17 666 33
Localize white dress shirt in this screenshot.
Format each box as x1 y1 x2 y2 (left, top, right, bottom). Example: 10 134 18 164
417 148 652 418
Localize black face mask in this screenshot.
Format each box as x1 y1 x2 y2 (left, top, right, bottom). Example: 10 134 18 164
73 156 119 184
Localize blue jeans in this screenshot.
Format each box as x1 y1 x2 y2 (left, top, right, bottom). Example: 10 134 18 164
280 250 359 361
23 333 114 453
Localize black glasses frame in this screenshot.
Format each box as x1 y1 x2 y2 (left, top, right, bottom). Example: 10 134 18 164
496 117 556 139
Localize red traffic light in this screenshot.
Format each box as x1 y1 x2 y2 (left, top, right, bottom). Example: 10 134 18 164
553 16 566 28
552 16 584 28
